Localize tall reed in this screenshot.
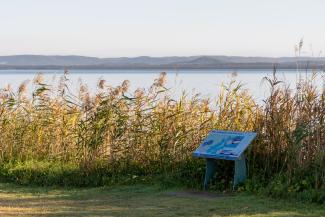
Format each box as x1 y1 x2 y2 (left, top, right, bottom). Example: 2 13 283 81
0 70 323 197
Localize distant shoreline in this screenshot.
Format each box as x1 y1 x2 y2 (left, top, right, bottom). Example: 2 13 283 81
0 55 324 70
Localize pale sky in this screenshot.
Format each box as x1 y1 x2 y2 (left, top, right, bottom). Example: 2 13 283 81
1 0 325 57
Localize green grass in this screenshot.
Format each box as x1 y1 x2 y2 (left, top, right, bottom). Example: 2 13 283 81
0 183 324 217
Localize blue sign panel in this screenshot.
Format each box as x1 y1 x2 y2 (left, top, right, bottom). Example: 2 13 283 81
193 130 257 160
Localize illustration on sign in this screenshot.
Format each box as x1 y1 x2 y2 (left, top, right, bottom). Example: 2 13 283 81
193 130 257 160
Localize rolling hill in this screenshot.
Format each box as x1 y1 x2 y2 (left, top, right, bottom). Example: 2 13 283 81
0 55 324 69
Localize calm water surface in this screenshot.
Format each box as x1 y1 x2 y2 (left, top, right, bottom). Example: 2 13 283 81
0 69 323 102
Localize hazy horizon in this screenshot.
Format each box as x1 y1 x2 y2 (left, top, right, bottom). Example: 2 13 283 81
1 0 325 57
2 54 325 58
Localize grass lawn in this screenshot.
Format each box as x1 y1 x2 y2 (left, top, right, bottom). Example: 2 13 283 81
0 183 324 217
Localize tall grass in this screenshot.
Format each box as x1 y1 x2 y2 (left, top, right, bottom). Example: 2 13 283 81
0 70 324 202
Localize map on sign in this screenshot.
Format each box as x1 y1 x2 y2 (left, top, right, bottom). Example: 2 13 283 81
193 130 257 160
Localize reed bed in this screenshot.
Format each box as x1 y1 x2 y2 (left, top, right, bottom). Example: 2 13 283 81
0 70 324 202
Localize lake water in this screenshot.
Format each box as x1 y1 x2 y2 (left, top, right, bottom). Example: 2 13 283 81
0 69 324 102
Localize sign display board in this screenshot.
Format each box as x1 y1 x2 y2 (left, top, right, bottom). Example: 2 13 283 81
193 130 257 160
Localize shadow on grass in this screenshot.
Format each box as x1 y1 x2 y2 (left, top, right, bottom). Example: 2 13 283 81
0 183 324 217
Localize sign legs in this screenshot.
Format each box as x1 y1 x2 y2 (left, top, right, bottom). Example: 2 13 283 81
204 154 247 190
234 154 247 188
204 158 217 190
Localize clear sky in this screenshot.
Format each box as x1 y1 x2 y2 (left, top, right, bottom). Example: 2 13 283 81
1 0 325 57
